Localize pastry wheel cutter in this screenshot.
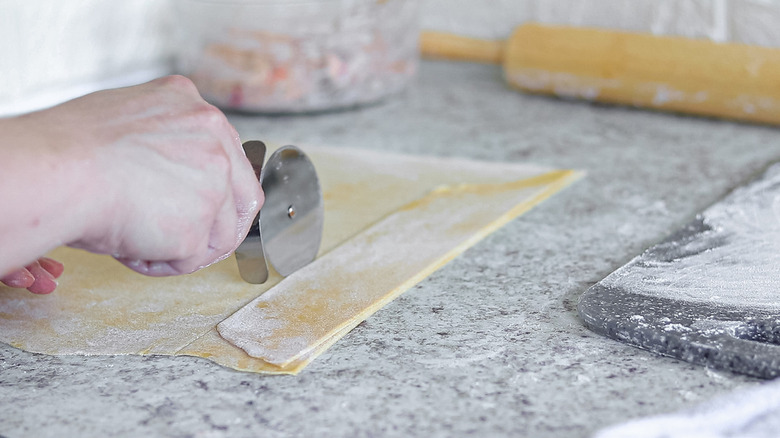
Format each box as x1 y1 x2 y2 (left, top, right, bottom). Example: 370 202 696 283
235 141 324 284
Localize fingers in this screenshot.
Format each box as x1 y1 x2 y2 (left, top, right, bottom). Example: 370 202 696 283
26 261 58 294
115 224 212 277
38 257 64 278
165 85 263 267
205 189 243 263
115 258 181 277
161 187 243 274
157 76 263 250
222 124 265 234
64 76 264 280
1 268 34 289
116 181 246 277
0 257 63 294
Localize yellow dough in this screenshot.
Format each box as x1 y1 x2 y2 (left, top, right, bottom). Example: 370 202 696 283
0 146 580 374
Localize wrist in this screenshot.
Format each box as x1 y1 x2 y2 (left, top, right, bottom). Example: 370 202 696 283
1 111 106 252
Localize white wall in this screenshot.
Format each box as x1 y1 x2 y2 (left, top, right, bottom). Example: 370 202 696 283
2 0 779 115
0 0 173 114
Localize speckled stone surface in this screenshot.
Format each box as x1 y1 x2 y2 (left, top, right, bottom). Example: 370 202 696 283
2 61 780 438
580 162 780 380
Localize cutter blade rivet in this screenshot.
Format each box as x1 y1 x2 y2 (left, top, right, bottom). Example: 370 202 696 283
287 205 296 219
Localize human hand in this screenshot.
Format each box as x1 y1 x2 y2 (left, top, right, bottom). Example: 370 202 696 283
0 75 263 290
64 76 263 276
0 258 64 294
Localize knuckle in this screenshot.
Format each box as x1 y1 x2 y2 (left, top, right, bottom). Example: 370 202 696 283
199 103 228 125
157 74 198 92
185 103 229 131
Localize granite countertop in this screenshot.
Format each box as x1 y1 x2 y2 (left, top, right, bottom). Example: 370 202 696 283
3 60 780 438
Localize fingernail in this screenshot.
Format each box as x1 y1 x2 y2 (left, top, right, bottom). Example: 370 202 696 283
27 264 57 294
38 258 65 278
1 269 35 288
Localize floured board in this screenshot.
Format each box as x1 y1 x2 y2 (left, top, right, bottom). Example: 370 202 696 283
579 162 780 379
0 146 580 374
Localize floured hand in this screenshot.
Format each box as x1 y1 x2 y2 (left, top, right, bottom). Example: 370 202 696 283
0 76 263 292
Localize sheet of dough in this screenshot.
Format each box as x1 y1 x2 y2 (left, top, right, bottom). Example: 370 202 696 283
0 146 580 374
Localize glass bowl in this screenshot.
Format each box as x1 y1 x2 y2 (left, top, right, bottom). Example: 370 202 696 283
173 0 420 113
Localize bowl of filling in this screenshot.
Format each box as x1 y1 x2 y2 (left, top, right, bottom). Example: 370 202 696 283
173 0 420 113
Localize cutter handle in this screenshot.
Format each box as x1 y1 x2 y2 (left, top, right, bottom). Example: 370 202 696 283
235 140 269 284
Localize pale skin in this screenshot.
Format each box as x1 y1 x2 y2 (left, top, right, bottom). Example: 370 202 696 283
0 76 264 294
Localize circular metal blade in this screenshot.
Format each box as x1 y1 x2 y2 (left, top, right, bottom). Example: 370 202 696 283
259 146 323 277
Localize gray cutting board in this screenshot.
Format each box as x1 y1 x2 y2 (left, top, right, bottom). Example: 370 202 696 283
579 162 780 379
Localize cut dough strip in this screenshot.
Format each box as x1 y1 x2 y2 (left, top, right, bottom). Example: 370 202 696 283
217 170 580 370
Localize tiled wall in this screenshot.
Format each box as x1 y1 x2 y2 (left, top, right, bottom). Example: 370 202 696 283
2 0 779 114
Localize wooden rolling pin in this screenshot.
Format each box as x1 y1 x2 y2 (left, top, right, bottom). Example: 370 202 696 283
421 23 780 125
